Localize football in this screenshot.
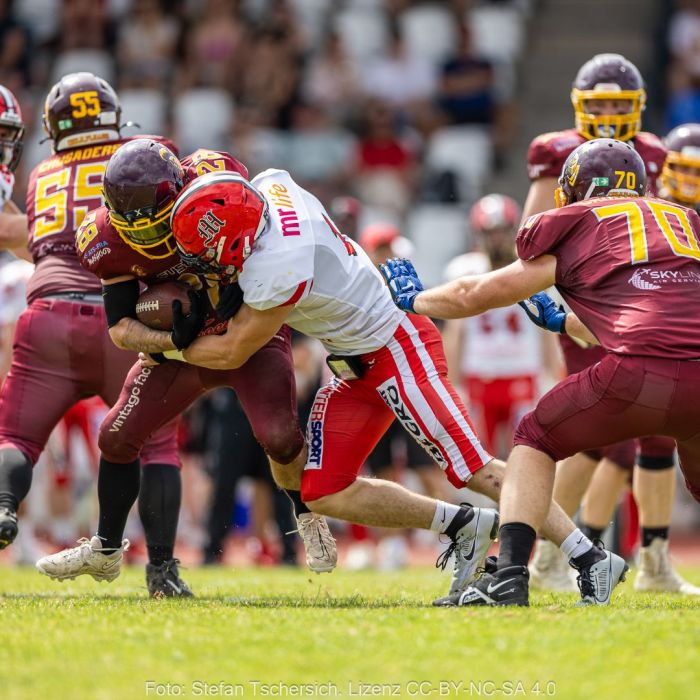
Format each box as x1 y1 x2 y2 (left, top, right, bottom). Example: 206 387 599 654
135 281 192 330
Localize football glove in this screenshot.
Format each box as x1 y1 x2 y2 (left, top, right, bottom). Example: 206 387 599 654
518 292 567 334
216 281 244 321
378 258 424 313
171 289 207 349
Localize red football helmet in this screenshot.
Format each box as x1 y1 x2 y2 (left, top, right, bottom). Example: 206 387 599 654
661 123 700 206
571 53 646 142
170 171 269 276
555 138 646 207
469 194 521 234
0 85 24 171
42 72 121 152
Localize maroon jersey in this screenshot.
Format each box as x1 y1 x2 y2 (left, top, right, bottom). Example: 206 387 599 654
25 135 178 304
527 128 666 196
517 196 700 359
76 206 227 337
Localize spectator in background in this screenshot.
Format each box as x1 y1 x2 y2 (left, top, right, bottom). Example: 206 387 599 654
45 0 115 54
302 31 361 123
666 0 700 128
353 99 418 216
117 0 179 89
329 196 362 242
178 0 248 92
436 24 495 127
238 27 302 129
0 0 31 90
361 22 435 116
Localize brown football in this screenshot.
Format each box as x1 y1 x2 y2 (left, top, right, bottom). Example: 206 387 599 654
135 281 192 331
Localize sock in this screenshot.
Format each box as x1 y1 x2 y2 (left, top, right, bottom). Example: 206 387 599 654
97 458 141 550
431 501 465 535
642 526 669 547
0 448 33 511
497 522 536 569
560 528 594 560
580 524 604 541
138 463 181 566
284 489 310 517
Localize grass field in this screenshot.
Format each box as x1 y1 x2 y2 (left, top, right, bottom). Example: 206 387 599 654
1 564 699 700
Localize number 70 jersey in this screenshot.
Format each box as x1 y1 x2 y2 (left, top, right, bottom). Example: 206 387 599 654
516 196 700 359
240 169 404 355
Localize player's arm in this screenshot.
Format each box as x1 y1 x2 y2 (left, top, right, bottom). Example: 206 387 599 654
0 210 28 249
520 176 558 221
441 318 464 387
181 303 293 370
564 312 599 346
103 275 177 353
381 256 558 319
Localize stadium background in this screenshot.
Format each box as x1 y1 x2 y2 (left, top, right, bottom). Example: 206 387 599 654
0 0 698 568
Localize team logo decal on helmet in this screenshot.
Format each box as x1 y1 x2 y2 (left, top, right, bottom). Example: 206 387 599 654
170 171 269 277
661 123 700 206
0 85 24 171
103 138 184 260
555 138 647 207
571 53 646 142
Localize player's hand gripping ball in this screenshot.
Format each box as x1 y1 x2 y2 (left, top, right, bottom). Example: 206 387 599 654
135 281 192 330
379 258 424 313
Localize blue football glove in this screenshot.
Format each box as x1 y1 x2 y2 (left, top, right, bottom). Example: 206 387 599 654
378 258 424 313
518 292 567 334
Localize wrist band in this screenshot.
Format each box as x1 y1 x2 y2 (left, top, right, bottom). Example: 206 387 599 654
163 349 186 362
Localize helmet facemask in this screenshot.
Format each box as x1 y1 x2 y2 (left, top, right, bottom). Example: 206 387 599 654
107 200 177 260
661 151 700 206
572 88 646 142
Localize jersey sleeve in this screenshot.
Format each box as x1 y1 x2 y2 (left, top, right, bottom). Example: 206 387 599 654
181 149 249 183
527 131 583 180
516 207 581 262
75 207 129 280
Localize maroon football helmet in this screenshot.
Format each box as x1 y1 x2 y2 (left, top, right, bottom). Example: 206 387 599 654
571 54 646 142
42 72 121 152
103 138 185 259
555 138 646 207
0 85 24 171
661 123 700 206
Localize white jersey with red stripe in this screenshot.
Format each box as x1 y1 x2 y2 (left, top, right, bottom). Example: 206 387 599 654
444 251 542 380
240 169 403 355
0 165 15 209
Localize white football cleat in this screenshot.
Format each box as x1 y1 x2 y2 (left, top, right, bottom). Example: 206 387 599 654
36 536 129 582
634 538 700 595
573 548 628 605
529 538 578 592
437 506 499 597
296 513 337 573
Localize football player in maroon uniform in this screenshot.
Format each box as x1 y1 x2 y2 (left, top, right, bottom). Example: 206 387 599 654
0 73 193 598
523 53 682 593
660 123 700 212
382 138 700 605
36 139 337 585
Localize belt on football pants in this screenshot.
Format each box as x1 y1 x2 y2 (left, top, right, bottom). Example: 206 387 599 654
42 292 103 303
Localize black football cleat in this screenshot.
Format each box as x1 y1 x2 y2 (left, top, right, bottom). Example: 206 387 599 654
432 555 498 606
146 559 194 598
0 507 18 549
435 565 530 607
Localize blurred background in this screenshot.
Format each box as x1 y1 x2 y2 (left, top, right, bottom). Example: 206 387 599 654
0 0 698 571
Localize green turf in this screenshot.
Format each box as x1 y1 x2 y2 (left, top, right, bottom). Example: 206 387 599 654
1 565 699 700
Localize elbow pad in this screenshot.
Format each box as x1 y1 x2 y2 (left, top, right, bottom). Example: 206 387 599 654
102 279 140 327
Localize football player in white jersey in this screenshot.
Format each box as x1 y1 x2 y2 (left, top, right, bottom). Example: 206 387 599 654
442 195 560 458
148 169 597 603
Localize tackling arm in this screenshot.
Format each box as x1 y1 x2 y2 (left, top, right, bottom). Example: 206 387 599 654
104 275 177 353
564 312 599 346
412 256 558 319
182 303 293 370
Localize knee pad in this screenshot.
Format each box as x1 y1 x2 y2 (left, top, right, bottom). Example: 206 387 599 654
257 426 305 465
98 428 141 464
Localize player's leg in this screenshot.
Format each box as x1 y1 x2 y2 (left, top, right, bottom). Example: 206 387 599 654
0 300 99 548
635 437 700 594
37 359 205 586
216 327 338 572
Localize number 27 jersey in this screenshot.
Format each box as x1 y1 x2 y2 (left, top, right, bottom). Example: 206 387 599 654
240 169 404 355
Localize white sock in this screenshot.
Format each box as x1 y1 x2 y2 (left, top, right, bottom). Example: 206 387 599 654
560 528 594 560
430 501 462 534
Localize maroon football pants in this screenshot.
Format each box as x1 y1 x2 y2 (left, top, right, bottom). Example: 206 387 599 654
515 353 700 503
560 337 675 469
0 298 178 466
99 326 304 466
